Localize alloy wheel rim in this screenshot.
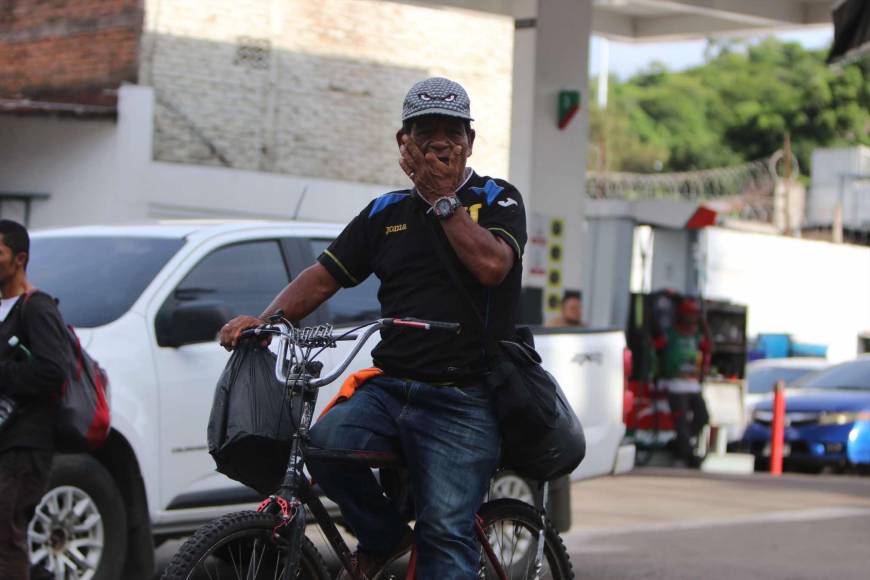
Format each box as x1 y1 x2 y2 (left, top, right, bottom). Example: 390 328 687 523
491 474 535 506
28 485 104 580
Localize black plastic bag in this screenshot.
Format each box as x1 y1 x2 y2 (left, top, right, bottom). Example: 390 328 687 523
487 330 586 481
207 343 297 495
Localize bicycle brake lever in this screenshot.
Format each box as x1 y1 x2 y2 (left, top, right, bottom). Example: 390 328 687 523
268 310 286 323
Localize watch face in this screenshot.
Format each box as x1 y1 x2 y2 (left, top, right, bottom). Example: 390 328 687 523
435 197 453 216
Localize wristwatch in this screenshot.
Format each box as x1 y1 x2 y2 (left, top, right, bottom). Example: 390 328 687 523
432 196 462 220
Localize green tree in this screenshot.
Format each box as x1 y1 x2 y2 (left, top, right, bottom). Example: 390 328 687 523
592 38 870 174
588 78 670 173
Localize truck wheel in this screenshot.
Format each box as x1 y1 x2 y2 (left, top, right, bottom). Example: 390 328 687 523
28 454 127 580
491 470 536 505
491 471 572 532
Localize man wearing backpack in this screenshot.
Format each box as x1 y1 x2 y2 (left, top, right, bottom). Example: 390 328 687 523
0 219 71 579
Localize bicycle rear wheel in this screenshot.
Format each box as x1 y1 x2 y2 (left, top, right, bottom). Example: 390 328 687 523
477 499 574 580
161 510 330 580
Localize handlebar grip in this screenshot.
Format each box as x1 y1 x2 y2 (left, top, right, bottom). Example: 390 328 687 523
239 327 274 339
334 333 359 341
390 318 461 333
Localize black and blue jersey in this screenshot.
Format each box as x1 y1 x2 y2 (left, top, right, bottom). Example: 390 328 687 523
317 170 527 383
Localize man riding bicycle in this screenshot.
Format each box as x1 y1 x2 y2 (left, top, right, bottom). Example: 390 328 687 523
220 77 527 580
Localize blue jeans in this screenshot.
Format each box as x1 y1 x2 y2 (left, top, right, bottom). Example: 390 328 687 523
307 375 501 580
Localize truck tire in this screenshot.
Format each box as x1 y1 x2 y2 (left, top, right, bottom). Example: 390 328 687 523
28 454 127 580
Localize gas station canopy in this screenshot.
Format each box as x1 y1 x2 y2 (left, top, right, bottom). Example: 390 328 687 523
403 0 832 41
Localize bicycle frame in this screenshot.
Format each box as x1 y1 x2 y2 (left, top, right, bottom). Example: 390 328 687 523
250 319 519 580
245 319 389 580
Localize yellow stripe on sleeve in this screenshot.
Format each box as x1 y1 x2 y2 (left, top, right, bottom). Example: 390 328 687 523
323 249 359 285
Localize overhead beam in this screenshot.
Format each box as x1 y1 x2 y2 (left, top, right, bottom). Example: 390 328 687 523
391 0 831 40
804 1 834 25
591 8 636 40
385 0 525 17
630 0 808 26
634 14 778 40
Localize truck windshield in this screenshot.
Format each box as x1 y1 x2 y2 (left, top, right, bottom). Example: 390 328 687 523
28 236 185 328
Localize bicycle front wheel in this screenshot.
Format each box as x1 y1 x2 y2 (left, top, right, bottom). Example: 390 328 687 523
477 498 574 580
161 510 330 580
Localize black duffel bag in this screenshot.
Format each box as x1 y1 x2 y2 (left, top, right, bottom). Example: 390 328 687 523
485 329 586 481
207 342 298 495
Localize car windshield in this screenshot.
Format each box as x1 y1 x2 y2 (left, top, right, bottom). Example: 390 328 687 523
746 366 822 394
28 236 185 328
792 358 870 390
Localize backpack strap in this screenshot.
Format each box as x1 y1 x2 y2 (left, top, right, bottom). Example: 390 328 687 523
22 288 38 305
16 288 40 319
11 288 39 342
16 289 65 359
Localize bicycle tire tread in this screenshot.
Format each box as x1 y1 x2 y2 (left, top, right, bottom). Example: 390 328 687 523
161 510 330 580
478 498 575 580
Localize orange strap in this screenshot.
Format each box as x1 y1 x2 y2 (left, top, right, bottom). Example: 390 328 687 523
317 367 384 419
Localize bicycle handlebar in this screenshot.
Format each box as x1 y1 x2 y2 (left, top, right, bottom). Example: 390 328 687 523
239 318 460 387
384 317 461 333
239 328 358 341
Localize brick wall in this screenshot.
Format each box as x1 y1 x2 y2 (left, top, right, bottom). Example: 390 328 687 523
140 0 514 187
0 0 142 105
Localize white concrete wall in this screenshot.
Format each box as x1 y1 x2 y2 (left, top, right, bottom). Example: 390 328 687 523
581 215 635 328
702 227 870 362
524 0 591 292
808 146 870 229
0 115 132 228
508 24 535 200
650 228 690 293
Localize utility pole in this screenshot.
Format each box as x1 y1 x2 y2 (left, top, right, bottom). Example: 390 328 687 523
595 37 610 196
784 132 792 235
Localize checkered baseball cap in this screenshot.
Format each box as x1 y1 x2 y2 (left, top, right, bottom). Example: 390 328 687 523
401 77 473 123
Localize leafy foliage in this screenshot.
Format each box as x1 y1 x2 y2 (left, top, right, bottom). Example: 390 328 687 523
589 38 870 175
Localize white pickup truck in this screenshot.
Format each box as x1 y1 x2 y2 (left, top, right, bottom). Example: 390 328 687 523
27 222 632 580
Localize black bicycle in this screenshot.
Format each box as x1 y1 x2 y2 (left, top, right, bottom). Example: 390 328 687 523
162 315 573 580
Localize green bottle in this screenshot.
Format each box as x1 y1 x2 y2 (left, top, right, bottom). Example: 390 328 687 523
8 336 33 361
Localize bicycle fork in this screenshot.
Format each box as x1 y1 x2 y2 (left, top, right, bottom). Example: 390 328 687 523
531 481 549 580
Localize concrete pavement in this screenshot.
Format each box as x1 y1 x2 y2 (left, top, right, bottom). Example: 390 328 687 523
565 467 870 579
156 467 870 578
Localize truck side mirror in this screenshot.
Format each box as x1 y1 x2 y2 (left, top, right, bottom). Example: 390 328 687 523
157 301 233 348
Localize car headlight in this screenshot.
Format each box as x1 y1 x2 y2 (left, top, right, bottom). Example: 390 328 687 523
818 411 870 425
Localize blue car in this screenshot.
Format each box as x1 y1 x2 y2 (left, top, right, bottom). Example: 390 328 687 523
742 356 870 473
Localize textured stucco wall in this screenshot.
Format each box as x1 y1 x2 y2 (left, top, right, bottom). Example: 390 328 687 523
139 0 514 188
